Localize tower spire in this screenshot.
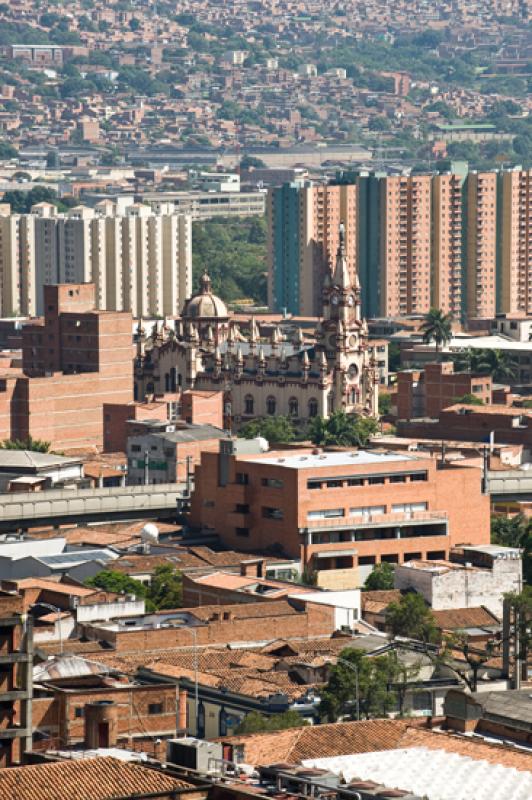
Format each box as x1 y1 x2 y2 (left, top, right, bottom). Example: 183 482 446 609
333 221 350 289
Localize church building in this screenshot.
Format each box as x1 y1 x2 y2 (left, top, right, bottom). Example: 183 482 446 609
134 227 378 428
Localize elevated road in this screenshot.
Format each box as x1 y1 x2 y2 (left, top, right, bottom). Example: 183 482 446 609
0 482 189 531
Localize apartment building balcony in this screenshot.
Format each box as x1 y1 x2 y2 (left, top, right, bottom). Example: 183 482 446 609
300 510 448 543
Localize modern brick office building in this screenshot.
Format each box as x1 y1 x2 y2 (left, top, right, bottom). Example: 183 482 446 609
190 446 489 587
0 284 133 450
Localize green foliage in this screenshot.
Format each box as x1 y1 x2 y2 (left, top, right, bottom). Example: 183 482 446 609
453 393 484 406
192 217 267 305
421 308 453 352
491 514 532 584
319 648 406 721
240 155 266 169
240 416 295 444
364 562 395 591
452 348 517 383
3 186 63 213
309 412 378 448
86 565 183 611
378 393 392 416
0 141 17 159
234 710 308 734
148 564 183 610
1 436 50 452
386 593 439 643
388 342 401 373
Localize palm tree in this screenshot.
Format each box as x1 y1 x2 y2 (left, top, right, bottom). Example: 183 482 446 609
474 348 517 383
421 308 453 353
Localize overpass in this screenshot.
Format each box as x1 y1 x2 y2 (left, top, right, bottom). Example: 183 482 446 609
486 469 532 500
0 482 189 531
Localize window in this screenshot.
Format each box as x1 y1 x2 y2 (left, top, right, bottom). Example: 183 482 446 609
308 398 318 417
427 550 446 560
288 397 298 416
235 503 249 513
347 477 363 487
262 506 284 520
236 527 249 537
358 556 376 565
266 396 276 415
326 479 343 488
74 707 84 718
352 504 387 521
236 472 249 485
368 476 385 485
148 703 163 715
411 472 428 482
381 554 399 563
413 691 432 712
391 502 427 514
389 475 407 483
307 480 322 490
308 508 344 520
131 445 141 453
261 477 284 488
244 394 254 415
405 552 422 560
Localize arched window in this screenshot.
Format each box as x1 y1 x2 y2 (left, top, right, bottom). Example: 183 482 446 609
289 397 299 417
266 396 276 415
244 394 254 415
164 373 170 392
146 382 155 395
327 392 334 414
197 702 205 738
308 398 318 418
170 367 177 392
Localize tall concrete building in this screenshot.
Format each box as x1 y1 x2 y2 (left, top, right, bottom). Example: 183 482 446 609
378 174 432 317
0 201 192 318
267 181 357 316
269 167 531 324
465 171 498 320
499 168 532 316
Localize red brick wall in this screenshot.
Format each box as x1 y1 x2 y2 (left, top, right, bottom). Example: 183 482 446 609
181 391 224 428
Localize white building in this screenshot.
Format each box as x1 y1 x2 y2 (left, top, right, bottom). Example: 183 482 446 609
0 200 192 317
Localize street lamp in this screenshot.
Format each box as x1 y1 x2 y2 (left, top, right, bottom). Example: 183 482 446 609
31 602 63 654
336 656 360 721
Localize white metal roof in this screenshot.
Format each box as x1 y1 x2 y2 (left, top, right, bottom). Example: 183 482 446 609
244 450 416 469
302 746 532 800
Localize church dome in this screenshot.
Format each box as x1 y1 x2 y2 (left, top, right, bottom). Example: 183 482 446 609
181 271 228 319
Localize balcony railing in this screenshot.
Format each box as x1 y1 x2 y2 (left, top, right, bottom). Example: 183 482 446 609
303 509 448 531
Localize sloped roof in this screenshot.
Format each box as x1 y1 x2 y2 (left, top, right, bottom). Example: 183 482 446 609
432 606 500 630
0 756 193 800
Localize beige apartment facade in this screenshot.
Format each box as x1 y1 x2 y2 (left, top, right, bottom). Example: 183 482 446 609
500 168 532 316
0 201 192 318
432 173 463 317
465 171 498 320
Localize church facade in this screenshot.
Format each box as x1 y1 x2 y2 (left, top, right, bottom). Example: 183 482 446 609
134 231 378 428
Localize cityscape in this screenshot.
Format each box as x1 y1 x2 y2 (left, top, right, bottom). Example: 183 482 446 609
0 1 530 800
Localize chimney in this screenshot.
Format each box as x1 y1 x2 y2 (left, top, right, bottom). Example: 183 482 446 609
178 689 187 731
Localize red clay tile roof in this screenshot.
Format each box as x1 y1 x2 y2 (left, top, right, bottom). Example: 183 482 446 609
221 720 532 772
432 606 500 630
0 756 193 800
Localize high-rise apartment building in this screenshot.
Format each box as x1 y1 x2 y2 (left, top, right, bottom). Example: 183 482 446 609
267 181 357 316
269 167 531 324
465 171 498 319
499 168 532 316
432 172 464 317
378 174 432 317
0 201 192 318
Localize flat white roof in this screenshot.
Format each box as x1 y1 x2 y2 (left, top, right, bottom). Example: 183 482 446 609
303 746 532 800
243 450 416 470
448 334 532 353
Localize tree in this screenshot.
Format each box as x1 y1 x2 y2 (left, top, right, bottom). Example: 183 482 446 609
473 349 517 383
386 593 439 644
240 155 266 169
129 17 141 31
86 569 148 599
319 647 406 721
378 393 392 416
364 562 395 591
0 141 17 160
421 308 453 352
240 416 295 444
1 436 50 452
148 564 183 610
492 514 532 585
388 341 401 372
309 412 378 448
453 393 484 406
235 710 308 734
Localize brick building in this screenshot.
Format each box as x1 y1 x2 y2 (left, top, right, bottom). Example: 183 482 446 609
0 284 133 450
396 362 492 419
190 447 490 588
397 403 532 446
0 590 32 767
